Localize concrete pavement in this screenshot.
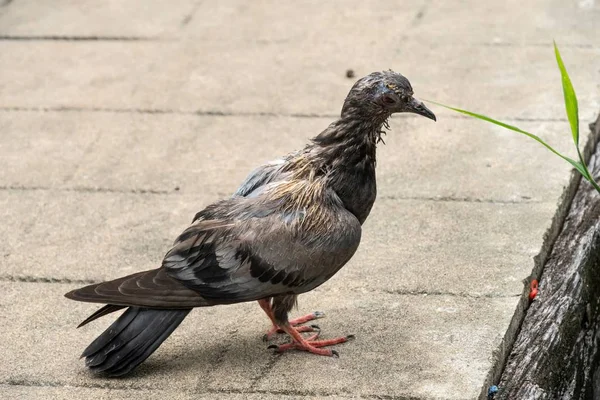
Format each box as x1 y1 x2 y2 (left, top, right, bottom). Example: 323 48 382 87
1 1 599 399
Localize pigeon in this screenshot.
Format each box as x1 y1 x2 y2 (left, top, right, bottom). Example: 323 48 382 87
65 70 436 376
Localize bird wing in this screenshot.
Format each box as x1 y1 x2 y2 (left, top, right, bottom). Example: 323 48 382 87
67 160 362 309
64 267 209 308
232 150 303 199
234 159 286 197
163 185 362 304
67 184 361 309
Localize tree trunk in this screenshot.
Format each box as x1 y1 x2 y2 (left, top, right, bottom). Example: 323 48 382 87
496 116 600 399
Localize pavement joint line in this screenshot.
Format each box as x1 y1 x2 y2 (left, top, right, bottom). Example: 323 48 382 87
0 275 97 285
0 105 336 119
0 185 173 195
180 0 205 27
380 288 521 299
0 275 521 300
248 353 281 391
0 105 569 123
380 194 543 204
13 193 49 252
478 42 600 49
0 379 423 399
0 35 164 41
0 32 596 50
0 184 542 205
62 129 103 185
2 378 160 392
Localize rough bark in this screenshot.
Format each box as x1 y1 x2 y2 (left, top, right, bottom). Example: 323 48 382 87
496 116 600 399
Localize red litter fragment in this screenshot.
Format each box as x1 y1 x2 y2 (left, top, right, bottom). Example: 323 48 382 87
529 279 539 301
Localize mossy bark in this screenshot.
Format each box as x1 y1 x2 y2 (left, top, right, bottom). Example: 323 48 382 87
497 116 600 399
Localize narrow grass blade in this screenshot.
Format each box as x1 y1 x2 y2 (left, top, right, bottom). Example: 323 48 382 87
425 100 589 178
554 41 579 146
553 42 600 193
425 43 600 194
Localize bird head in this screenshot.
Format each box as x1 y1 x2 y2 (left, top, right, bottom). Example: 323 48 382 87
341 70 436 122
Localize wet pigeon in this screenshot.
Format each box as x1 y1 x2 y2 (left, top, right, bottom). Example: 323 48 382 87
65 70 436 376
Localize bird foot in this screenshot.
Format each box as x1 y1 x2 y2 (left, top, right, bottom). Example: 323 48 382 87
269 334 355 356
262 311 325 341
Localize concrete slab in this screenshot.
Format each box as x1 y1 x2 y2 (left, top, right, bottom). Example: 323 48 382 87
63 113 311 197
1 190 206 282
0 0 196 37
0 111 104 188
378 118 578 203
0 281 514 399
409 0 599 45
342 199 555 296
0 0 598 398
0 190 44 259
0 188 550 297
0 41 598 122
253 290 515 400
0 385 314 400
182 0 599 47
0 111 580 202
2 0 597 49
0 281 271 392
180 0 418 48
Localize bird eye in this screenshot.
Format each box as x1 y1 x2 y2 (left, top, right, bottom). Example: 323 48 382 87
382 95 396 105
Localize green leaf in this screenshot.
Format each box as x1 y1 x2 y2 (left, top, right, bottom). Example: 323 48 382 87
424 100 589 177
424 43 600 195
554 41 579 146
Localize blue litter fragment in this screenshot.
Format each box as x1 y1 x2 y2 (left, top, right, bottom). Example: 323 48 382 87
488 385 499 398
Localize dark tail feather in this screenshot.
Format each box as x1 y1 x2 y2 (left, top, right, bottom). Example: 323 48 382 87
78 304 127 328
81 307 191 376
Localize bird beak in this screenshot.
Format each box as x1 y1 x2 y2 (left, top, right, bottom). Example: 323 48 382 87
407 98 436 121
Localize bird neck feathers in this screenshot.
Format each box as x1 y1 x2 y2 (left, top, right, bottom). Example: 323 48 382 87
311 115 385 171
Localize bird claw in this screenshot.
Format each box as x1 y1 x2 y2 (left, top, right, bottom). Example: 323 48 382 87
263 312 325 341
263 324 321 342
268 334 352 356
288 311 325 326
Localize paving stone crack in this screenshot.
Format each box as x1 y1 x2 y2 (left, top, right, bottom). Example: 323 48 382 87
478 42 600 50
248 353 281 390
380 288 520 299
0 275 98 285
380 194 541 204
0 105 568 123
0 35 162 41
0 184 540 204
2 378 157 391
0 106 335 119
180 0 204 26
1 379 423 399
0 185 173 195
0 275 521 300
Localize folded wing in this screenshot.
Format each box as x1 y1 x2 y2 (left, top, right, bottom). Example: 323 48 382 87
67 179 362 309
164 188 362 304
